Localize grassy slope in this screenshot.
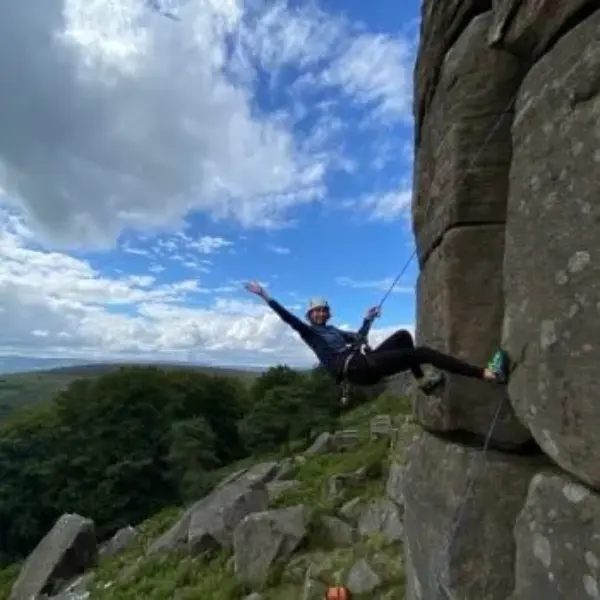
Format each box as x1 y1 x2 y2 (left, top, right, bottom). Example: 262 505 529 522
0 363 261 420
0 392 416 600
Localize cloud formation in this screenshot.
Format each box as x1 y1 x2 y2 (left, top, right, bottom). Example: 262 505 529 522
0 1 417 366
0 0 415 249
0 209 412 366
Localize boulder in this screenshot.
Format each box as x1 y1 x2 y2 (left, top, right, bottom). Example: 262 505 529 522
510 472 600 600
304 432 331 456
357 498 404 544
266 480 301 502
10 513 97 600
99 525 137 559
413 11 524 262
233 506 307 586
489 0 598 61
327 468 366 500
320 516 355 548
414 0 491 138
331 430 359 451
188 478 269 554
415 224 531 446
346 558 382 595
370 414 393 440
339 497 364 523
148 478 269 555
502 10 600 488
403 432 543 600
241 461 280 487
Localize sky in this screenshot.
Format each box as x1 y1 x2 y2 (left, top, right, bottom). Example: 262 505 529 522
0 0 421 369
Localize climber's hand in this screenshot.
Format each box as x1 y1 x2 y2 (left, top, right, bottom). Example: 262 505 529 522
244 280 267 299
365 306 381 320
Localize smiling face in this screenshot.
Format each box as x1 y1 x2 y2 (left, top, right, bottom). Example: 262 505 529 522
308 305 330 325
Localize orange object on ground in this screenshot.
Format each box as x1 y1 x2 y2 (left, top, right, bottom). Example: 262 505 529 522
325 587 352 600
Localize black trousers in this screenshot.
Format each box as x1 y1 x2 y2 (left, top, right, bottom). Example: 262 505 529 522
344 329 485 386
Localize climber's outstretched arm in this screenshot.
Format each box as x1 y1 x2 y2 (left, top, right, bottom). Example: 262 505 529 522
244 281 311 337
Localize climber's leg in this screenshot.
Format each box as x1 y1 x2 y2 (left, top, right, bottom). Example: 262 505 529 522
371 329 425 380
346 346 509 388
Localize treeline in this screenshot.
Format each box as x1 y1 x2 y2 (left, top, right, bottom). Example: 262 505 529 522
0 364 381 565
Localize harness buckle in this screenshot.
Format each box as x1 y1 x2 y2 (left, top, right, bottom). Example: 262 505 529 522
338 342 370 405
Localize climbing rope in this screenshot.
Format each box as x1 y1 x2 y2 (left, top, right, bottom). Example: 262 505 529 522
434 392 506 598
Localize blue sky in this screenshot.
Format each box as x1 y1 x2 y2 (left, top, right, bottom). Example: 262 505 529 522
0 0 421 368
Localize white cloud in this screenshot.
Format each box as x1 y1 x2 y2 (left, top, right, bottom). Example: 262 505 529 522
171 234 234 255
0 0 327 248
0 2 418 367
0 0 416 248
361 188 412 222
0 210 411 366
335 276 414 295
267 244 291 255
319 33 415 124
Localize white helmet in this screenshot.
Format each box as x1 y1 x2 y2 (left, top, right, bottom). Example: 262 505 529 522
306 297 329 318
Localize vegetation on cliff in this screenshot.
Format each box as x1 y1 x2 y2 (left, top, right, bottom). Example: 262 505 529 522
0 363 384 571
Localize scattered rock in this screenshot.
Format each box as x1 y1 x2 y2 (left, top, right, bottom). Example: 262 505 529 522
320 516 355 547
148 476 269 556
339 498 364 523
266 480 301 501
331 430 359 452
233 506 308 586
188 479 269 555
241 462 280 487
215 468 248 489
99 526 137 559
305 432 331 456
370 415 393 440
327 468 366 500
10 513 97 600
301 552 352 600
346 558 382 595
273 458 295 481
357 498 404 544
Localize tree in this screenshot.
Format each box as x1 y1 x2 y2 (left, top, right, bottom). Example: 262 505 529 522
166 416 218 500
250 365 303 405
167 371 247 464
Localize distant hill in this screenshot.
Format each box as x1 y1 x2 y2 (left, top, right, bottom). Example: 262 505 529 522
0 359 264 422
0 355 89 374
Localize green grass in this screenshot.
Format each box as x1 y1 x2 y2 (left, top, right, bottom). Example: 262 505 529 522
1 392 416 599
0 563 20 599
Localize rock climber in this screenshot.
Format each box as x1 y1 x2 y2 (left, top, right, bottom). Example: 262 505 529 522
244 281 510 394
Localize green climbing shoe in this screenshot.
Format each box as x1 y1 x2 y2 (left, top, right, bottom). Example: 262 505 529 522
487 348 510 384
419 372 445 395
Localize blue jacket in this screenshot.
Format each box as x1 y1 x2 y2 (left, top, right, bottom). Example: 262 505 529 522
267 298 374 376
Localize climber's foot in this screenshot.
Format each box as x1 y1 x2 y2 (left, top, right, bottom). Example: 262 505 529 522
419 372 445 396
484 348 510 384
